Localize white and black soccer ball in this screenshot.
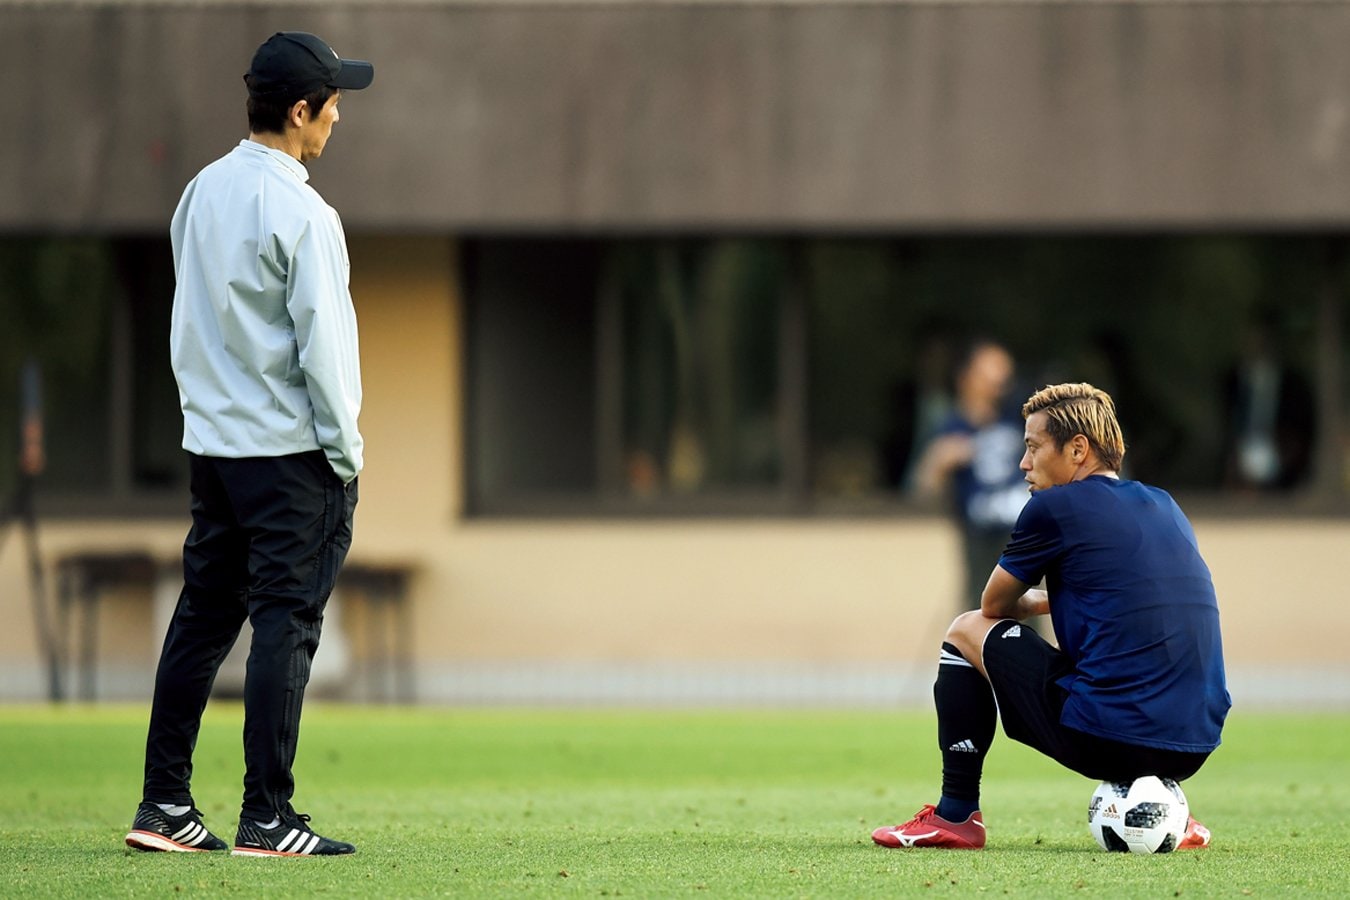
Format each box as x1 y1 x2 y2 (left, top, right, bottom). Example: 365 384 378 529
1087 776 1189 854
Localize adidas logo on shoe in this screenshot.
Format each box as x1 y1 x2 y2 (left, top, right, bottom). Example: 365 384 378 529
948 739 979 753
125 802 228 852
232 811 355 857
1001 625 1022 639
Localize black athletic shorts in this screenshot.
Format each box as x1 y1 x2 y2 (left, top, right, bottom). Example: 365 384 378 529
981 619 1210 783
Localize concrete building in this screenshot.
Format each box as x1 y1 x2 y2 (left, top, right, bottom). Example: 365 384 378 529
1 1 1347 705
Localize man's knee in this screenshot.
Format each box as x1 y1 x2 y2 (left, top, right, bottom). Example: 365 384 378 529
944 610 1005 666
946 610 989 641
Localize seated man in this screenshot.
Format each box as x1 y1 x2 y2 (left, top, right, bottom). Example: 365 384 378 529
873 383 1230 850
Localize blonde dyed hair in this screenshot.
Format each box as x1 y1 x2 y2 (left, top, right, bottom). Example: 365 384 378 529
1021 383 1126 471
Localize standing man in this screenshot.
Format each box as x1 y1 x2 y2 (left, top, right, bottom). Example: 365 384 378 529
910 340 1029 610
125 32 373 857
872 383 1230 850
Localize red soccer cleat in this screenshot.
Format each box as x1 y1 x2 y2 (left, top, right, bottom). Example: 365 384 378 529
871 804 986 849
1176 815 1211 850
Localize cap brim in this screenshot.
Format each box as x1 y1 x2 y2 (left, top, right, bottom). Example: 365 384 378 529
330 59 373 90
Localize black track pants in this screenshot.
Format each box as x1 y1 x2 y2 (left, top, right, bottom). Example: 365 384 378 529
141 450 356 821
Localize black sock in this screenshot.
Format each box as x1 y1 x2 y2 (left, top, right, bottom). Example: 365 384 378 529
934 642 997 821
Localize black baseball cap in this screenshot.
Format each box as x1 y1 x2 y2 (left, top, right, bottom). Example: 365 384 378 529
245 32 374 97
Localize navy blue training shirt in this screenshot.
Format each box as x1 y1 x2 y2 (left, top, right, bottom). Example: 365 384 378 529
997 475 1231 753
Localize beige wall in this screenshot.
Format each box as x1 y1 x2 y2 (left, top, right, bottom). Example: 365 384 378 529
1 236 1345 704
349 236 464 534
1 512 1346 703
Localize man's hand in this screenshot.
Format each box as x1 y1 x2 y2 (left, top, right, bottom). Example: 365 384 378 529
912 434 975 496
1018 588 1050 618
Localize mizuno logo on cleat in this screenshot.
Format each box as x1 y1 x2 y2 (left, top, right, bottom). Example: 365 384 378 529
1001 625 1022 639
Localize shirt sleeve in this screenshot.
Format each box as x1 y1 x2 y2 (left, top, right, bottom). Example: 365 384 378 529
997 491 1063 586
285 210 364 483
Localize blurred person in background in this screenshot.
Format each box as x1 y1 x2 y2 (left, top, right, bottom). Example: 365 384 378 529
124 31 372 858
1222 313 1316 493
910 339 1028 610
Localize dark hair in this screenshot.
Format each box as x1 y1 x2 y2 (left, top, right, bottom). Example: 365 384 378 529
954 337 1008 377
245 82 337 135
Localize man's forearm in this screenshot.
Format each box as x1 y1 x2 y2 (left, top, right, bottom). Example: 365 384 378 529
981 565 1049 620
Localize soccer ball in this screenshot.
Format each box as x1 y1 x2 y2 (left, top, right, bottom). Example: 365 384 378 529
1087 776 1189 854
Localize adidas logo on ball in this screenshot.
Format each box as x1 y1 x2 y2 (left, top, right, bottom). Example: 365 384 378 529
1088 777 1189 854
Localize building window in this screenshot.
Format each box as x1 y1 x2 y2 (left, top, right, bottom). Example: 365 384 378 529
464 237 805 513
0 237 184 513
603 241 795 500
465 234 1347 515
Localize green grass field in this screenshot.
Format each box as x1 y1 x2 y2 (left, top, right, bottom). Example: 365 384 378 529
1 705 1346 897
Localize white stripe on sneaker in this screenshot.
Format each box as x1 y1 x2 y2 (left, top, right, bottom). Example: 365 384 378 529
171 822 202 844
300 833 321 855
276 828 303 853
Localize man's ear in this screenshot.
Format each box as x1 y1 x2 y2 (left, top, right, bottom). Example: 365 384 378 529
1069 433 1090 463
288 99 310 128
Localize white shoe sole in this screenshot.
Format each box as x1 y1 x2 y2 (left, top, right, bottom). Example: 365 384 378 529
125 830 213 852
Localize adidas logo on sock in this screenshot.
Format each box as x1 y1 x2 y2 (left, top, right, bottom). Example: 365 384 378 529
948 739 979 753
1001 625 1022 639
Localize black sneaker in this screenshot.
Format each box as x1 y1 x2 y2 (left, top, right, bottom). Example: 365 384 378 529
125 802 229 852
232 811 355 857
